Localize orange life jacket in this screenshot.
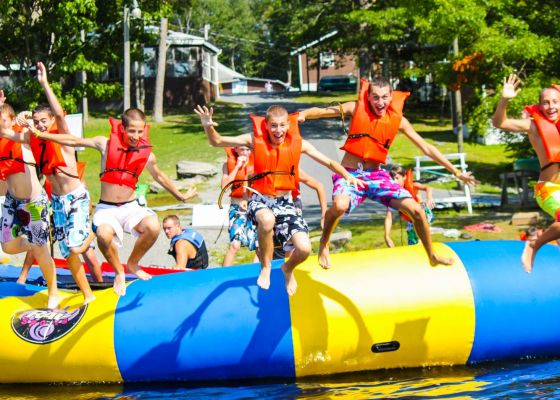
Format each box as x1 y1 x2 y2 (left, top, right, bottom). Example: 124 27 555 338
524 104 560 162
399 169 419 223
28 120 67 175
341 79 409 164
0 138 25 180
100 117 152 190
225 147 253 198
250 113 301 197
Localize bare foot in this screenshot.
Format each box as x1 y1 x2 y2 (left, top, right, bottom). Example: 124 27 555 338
281 264 297 296
429 253 454 266
16 276 27 284
113 273 127 296
318 240 331 269
257 265 271 290
521 242 535 273
47 294 61 309
127 263 152 281
83 295 96 306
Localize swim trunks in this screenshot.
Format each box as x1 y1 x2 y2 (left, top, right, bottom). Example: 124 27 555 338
247 193 309 251
332 168 412 213
92 200 156 247
1 190 50 246
52 184 91 258
534 181 560 221
228 203 258 251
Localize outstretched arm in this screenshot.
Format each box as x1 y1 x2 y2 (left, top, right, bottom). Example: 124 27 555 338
194 105 252 147
301 140 366 188
399 118 478 186
146 153 197 202
36 62 72 135
492 74 531 132
31 128 105 151
298 101 356 122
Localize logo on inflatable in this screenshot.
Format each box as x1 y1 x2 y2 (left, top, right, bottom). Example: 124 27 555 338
11 305 87 344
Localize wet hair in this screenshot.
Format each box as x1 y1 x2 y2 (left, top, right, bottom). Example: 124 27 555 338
122 107 146 127
0 103 15 119
389 164 406 179
162 214 180 225
32 104 53 117
265 105 288 121
368 76 392 94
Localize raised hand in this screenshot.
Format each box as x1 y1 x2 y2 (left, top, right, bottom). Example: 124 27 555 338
236 155 248 168
16 111 32 128
0 90 6 106
502 74 522 99
194 105 218 127
37 62 49 86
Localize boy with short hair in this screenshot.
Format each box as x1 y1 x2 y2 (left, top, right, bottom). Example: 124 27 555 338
31 107 197 296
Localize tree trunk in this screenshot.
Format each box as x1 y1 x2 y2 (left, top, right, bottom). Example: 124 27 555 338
453 37 464 154
153 18 168 122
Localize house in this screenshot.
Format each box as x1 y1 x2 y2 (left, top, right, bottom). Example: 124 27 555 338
218 63 288 94
140 29 221 108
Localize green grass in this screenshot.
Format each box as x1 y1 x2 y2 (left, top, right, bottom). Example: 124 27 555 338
79 102 245 203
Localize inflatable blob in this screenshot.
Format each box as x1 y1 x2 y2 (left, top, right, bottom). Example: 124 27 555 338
0 240 558 383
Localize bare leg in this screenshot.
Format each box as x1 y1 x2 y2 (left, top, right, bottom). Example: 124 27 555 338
17 250 35 284
255 209 275 290
2 236 31 255
522 221 560 273
128 215 159 280
318 194 349 269
281 232 311 296
67 251 95 305
82 247 103 282
96 225 127 296
223 240 240 267
31 243 59 309
392 198 453 266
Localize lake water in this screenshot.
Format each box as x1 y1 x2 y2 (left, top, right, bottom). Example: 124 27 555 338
1 359 559 399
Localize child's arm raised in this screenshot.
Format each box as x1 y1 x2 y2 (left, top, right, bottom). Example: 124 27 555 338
194 105 252 148
36 62 72 136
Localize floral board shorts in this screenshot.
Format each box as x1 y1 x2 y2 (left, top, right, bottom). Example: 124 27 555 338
228 203 258 251
1 190 50 246
406 205 434 245
534 181 560 221
247 194 309 251
332 168 412 214
52 184 91 258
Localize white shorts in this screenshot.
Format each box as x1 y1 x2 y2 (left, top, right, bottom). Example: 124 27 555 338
92 200 156 247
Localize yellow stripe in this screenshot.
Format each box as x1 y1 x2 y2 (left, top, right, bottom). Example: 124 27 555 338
0 288 122 383
289 243 475 376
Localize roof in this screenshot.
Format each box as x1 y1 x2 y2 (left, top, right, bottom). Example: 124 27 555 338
218 62 246 84
144 27 221 55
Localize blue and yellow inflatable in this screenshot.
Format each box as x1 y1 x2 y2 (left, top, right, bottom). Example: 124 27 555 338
0 240 558 383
